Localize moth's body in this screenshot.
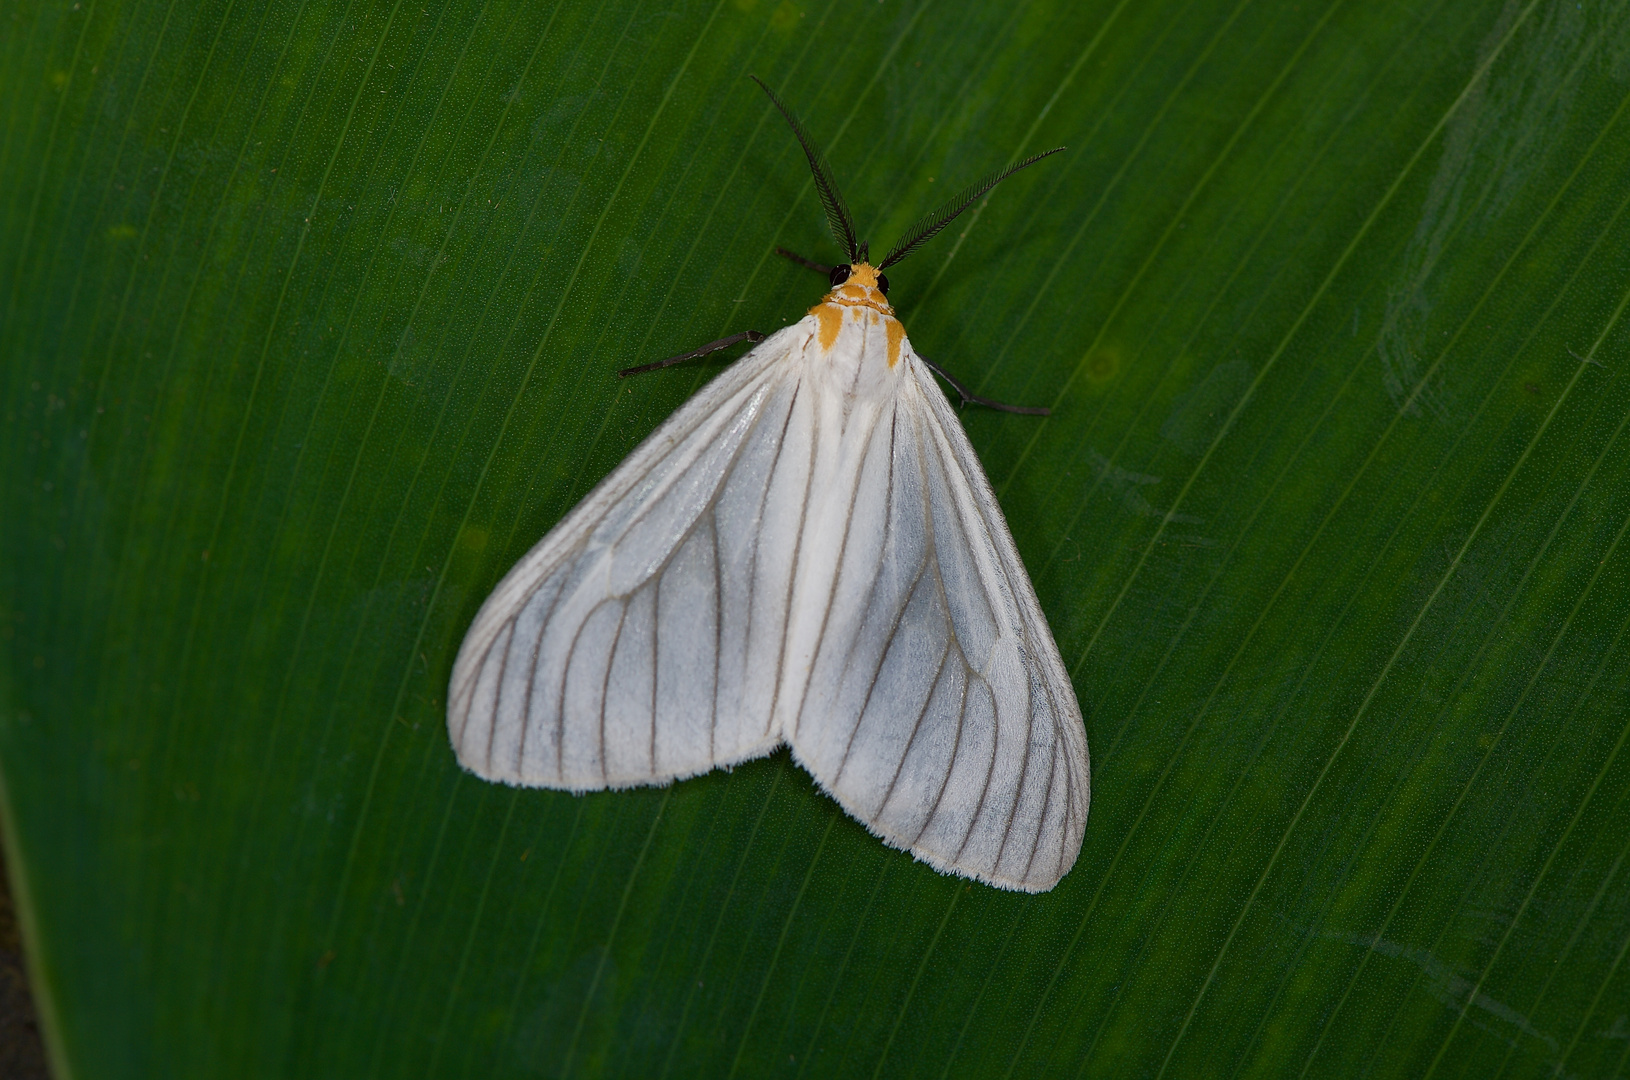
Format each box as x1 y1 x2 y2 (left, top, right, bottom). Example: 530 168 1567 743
449 80 1088 892
779 265 912 741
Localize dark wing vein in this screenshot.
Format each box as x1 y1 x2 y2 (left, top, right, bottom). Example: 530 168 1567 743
834 498 934 794
795 405 891 752
743 383 803 741
552 599 604 783
924 440 1010 872
912 644 971 850
828 407 903 791
876 632 955 820
709 511 722 764
484 623 515 776
772 386 821 739
520 583 569 777
599 601 629 785
1016 684 1058 884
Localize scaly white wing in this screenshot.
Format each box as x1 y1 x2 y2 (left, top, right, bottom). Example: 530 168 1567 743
447 323 813 789
786 351 1089 893
447 323 1088 891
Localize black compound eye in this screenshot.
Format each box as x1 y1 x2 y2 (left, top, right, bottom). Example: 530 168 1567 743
828 264 851 287
876 273 890 296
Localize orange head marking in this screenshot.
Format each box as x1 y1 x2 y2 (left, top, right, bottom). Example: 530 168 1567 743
822 261 894 315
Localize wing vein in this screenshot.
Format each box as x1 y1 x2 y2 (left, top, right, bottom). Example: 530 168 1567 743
485 628 513 776
912 656 971 849
709 510 722 764
773 384 818 739
803 406 892 776
600 601 629 785
1019 694 1058 884
877 632 954 821
993 666 1041 874
745 381 805 740
513 569 570 780
835 406 901 680
940 589 1002 861
554 599 605 783
835 541 931 786
909 414 997 862
650 570 660 774
828 407 903 789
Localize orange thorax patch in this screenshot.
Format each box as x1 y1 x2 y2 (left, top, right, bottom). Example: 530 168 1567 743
807 262 904 364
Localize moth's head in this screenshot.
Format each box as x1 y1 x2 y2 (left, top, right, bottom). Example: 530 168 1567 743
824 260 891 311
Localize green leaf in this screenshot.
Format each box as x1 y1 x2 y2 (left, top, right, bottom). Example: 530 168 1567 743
5 0 1630 1075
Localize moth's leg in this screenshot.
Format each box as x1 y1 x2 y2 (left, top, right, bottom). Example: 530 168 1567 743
619 330 766 378
774 246 833 275
917 354 1050 416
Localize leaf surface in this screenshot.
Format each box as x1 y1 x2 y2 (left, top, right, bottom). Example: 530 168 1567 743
4 0 1630 1076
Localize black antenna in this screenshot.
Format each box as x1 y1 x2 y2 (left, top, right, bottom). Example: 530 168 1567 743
750 75 860 264
877 147 1065 270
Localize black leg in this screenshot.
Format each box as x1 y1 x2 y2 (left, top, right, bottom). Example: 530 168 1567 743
775 246 832 275
918 354 1050 416
618 330 766 378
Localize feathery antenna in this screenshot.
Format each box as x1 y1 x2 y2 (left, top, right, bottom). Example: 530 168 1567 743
750 75 860 264
878 147 1065 270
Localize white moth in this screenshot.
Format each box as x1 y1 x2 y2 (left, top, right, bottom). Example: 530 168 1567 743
448 78 1089 892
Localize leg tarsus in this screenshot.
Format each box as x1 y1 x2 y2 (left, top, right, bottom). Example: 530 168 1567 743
918 354 1050 416
619 330 766 378
775 246 832 275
